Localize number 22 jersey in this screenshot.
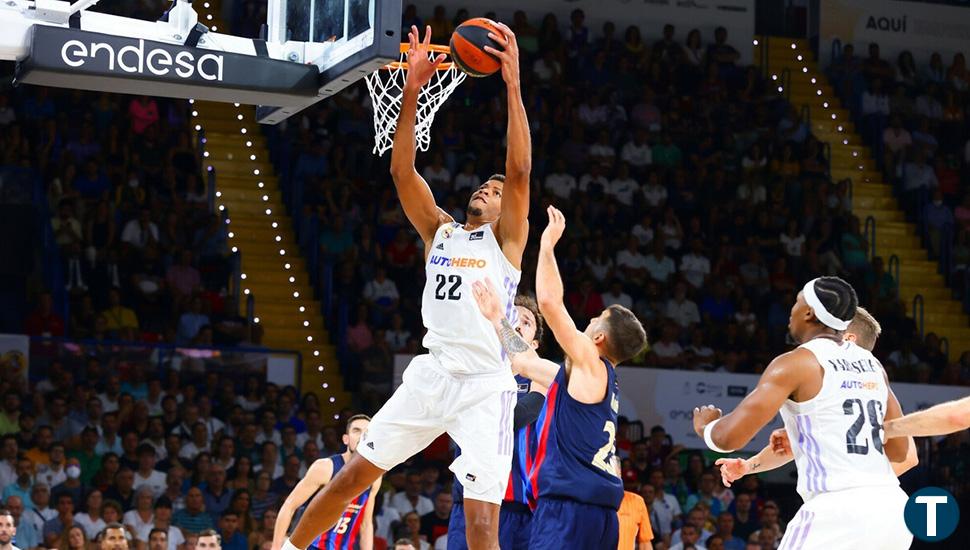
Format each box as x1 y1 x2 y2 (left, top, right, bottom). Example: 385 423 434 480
780 338 898 502
422 222 521 376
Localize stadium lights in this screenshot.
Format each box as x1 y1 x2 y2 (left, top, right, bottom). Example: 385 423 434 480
811 78 817 84
215 190 221 197
241 273 247 279
791 42 797 49
228 231 234 238
290 276 296 283
753 39 758 45
258 182 265 188
254 317 260 323
318 366 324 372
823 102 829 108
797 55 803 61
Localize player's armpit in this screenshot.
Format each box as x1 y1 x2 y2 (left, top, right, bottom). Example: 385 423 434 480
710 351 806 452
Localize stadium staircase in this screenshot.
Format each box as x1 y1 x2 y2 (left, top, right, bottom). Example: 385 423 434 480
190 2 348 413
758 37 970 359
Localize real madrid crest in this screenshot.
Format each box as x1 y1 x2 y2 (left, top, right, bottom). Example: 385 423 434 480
443 225 454 240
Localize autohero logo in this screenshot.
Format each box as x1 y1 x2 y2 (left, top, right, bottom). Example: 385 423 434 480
60 38 224 81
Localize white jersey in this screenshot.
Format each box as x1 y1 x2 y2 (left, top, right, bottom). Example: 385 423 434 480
780 338 898 502
421 222 521 376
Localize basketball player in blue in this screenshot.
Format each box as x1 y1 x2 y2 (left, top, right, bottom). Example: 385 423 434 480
282 23 531 550
271 415 380 550
471 206 648 550
449 295 547 550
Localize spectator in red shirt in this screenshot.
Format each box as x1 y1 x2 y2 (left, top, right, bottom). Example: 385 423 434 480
128 96 159 135
24 292 65 337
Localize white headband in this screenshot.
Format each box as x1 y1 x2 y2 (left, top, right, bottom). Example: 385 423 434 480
803 278 850 331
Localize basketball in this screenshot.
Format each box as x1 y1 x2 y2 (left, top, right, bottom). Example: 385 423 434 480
450 18 503 77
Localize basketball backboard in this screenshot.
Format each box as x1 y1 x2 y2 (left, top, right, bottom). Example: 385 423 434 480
257 0 401 123
1 0 401 124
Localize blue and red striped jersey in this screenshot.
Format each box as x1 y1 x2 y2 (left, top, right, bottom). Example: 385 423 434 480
310 454 372 550
529 359 623 510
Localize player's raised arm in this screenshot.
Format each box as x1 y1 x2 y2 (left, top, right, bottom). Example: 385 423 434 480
535 206 600 369
472 279 559 388
389 25 453 244
692 349 808 453
881 376 913 464
885 395 970 438
486 22 531 265
272 458 334 550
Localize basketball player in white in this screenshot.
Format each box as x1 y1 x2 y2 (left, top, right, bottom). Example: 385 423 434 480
693 277 913 549
281 23 530 550
715 306 919 485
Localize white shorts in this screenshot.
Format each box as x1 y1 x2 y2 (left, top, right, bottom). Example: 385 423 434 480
357 354 517 504
779 485 912 550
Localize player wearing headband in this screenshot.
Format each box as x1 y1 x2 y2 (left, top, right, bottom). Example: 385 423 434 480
692 277 913 550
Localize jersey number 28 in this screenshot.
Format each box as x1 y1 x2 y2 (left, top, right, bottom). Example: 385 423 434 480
434 274 462 301
843 398 885 455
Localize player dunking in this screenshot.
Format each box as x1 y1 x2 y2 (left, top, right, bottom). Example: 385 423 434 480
271 415 379 550
693 277 913 549
472 206 647 550
282 23 531 550
449 295 547 550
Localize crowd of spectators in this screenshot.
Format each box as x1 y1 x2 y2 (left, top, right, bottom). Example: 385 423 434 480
1 2 970 550
4 34 241 347
253 5 970 411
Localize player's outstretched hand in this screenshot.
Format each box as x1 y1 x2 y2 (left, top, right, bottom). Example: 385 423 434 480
404 25 446 91
714 457 750 487
769 428 793 458
471 278 504 324
483 21 520 86
692 404 723 438
540 205 566 250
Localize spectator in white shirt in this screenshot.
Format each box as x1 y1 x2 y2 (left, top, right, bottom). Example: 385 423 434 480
643 240 677 284
177 422 210 461
133 444 167 498
902 150 938 195
420 153 451 195
615 237 649 285
544 159 577 201
882 115 912 171
665 283 700 329
389 472 434 518
588 130 616 168
578 94 609 128
679 239 711 289
686 329 715 370
452 160 480 194
255 410 281 446
602 281 633 310
631 213 654 247
120 209 159 249
532 50 561 86
642 171 668 209
915 83 943 120
363 267 400 314
608 163 638 206
861 78 890 147
578 164 610 196
649 325 685 367
621 129 653 174
73 490 107 539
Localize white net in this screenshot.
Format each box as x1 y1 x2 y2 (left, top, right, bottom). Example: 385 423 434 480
365 48 467 156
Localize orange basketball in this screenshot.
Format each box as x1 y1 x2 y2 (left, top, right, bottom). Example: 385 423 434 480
450 18 503 77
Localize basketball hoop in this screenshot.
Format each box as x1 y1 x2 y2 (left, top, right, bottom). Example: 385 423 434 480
365 43 466 156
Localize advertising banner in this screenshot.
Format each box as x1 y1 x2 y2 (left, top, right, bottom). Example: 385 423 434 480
820 0 970 65
617 367 970 452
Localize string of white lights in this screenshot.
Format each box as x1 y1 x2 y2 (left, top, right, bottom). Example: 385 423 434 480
192 1 336 417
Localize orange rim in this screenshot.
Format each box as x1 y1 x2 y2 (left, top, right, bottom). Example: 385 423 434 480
382 43 454 70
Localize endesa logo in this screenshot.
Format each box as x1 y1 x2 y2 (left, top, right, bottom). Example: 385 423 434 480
60 38 224 81
428 255 487 269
